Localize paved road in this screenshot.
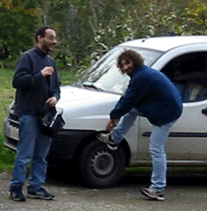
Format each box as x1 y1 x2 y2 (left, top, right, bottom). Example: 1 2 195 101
1 171 207 211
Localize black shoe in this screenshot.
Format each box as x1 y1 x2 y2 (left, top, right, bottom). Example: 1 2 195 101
27 188 55 200
140 187 165 201
9 187 26 202
97 133 118 150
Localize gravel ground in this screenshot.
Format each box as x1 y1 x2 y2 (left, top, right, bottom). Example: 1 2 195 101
1 171 207 211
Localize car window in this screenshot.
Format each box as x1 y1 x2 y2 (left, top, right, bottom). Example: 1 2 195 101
82 46 162 94
161 52 207 102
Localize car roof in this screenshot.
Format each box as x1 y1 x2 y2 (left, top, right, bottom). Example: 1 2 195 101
119 36 207 52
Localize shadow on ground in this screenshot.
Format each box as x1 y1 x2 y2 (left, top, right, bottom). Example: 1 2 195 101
47 167 207 188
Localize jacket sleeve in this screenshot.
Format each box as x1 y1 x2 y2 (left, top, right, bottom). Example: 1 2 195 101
110 73 153 119
12 52 42 90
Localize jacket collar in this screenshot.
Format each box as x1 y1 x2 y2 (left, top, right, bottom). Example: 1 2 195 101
128 65 145 78
34 46 48 56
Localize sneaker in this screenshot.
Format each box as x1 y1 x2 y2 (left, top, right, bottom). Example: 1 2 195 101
140 187 165 201
97 133 118 150
9 187 26 202
27 188 55 200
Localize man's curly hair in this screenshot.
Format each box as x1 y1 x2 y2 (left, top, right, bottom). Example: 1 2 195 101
117 49 144 70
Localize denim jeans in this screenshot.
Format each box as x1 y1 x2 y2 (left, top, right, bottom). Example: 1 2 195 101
110 108 175 192
10 115 52 191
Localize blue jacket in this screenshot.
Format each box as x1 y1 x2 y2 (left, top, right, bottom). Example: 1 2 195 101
110 65 183 126
13 47 61 117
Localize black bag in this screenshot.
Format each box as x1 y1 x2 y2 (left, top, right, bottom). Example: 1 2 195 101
41 106 65 137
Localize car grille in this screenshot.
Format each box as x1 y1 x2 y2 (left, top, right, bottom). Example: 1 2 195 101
4 106 19 141
8 113 19 128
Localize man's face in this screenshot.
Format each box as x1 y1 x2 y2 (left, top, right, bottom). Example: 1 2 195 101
120 59 134 75
38 29 57 52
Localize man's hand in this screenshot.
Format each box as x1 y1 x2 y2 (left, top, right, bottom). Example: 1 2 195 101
41 66 54 77
106 119 119 132
46 96 57 107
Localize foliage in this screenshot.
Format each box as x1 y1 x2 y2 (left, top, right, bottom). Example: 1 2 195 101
0 0 207 71
0 0 39 63
181 0 207 35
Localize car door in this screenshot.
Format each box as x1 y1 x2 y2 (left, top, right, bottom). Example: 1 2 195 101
137 46 207 162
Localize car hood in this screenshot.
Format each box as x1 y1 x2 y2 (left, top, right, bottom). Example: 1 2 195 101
56 86 120 130
57 85 119 108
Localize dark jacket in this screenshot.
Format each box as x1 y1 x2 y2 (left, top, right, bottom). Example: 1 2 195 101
110 65 183 126
13 47 61 117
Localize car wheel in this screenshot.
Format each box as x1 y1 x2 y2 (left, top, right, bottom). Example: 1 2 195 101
79 139 126 188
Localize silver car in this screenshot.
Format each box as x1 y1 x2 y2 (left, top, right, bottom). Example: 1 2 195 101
4 36 207 188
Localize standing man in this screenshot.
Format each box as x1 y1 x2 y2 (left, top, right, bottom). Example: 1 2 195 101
9 26 61 201
98 50 183 201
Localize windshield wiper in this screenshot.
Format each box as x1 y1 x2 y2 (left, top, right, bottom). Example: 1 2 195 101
83 83 104 91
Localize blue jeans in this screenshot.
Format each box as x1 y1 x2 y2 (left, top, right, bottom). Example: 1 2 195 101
110 108 175 192
10 115 52 191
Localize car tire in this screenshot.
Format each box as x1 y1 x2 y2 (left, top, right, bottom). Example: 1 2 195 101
79 139 126 188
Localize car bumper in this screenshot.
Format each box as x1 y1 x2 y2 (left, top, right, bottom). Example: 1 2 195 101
4 126 96 165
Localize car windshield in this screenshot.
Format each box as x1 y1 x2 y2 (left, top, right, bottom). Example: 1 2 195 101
81 46 163 94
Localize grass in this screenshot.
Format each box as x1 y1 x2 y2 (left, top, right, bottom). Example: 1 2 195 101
0 68 16 172
0 68 79 173
126 166 207 175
